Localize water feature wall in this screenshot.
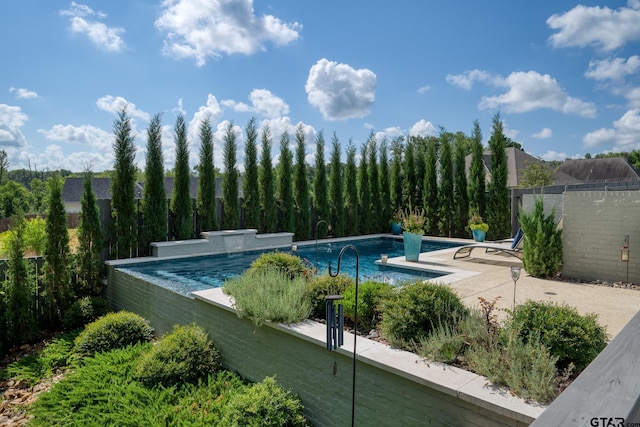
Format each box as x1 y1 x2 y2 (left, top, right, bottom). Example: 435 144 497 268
106 266 543 426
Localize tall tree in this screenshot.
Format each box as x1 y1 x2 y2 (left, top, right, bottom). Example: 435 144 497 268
328 132 344 237
77 171 104 296
196 117 217 232
486 113 511 239
313 131 329 237
277 130 295 233
142 113 167 252
110 108 137 259
468 119 486 220
358 143 372 234
423 140 439 236
222 122 239 229
171 114 192 240
453 134 469 237
438 133 454 237
390 136 404 213
344 141 359 235
242 117 260 229
293 125 310 240
367 133 381 232
259 125 277 233
402 138 417 206
379 138 391 230
0 149 8 185
412 136 426 208
43 176 72 325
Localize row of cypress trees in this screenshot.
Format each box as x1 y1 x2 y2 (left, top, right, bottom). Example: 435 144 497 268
109 108 512 259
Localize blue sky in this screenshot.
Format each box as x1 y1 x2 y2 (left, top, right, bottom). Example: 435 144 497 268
2 1 640 173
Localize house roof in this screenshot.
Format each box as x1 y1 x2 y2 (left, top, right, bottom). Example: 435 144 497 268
552 157 640 185
466 147 550 188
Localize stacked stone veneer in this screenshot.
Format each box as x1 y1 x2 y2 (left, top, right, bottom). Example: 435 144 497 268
106 267 542 426
522 191 640 284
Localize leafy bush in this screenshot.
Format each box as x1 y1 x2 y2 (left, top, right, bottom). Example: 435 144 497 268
73 311 154 357
25 217 47 255
305 274 353 318
223 268 312 326
343 280 393 331
519 197 563 278
134 323 222 387
63 296 112 331
248 251 312 279
380 281 468 349
507 300 607 373
219 376 309 427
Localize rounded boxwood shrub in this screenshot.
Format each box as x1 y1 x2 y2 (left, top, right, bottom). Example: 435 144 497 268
507 300 608 373
343 281 393 331
134 323 221 387
380 281 468 349
305 274 353 318
248 252 312 280
63 296 112 331
73 311 154 357
219 376 309 426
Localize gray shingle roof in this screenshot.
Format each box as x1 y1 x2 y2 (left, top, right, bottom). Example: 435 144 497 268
553 158 640 185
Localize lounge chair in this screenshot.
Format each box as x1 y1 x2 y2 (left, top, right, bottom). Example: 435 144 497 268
453 228 524 260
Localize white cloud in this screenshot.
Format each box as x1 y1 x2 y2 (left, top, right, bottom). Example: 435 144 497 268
96 95 151 122
446 69 503 90
540 150 569 162
479 71 596 117
305 58 377 121
547 1 640 51
188 94 224 143
60 2 125 52
0 104 28 147
38 124 111 147
626 87 640 108
532 128 553 139
222 89 289 119
155 0 301 66
417 85 431 94
585 56 640 81
582 109 640 150
408 119 437 137
583 128 617 148
9 87 39 99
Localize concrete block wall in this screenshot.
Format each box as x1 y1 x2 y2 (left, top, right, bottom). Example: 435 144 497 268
105 267 540 427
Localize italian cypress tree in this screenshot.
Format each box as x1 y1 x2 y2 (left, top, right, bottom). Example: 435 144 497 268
259 126 277 233
77 171 104 296
222 122 239 229
196 117 217 232
277 130 295 233
403 138 417 206
379 138 391 230
487 113 511 239
368 133 381 232
468 120 486 220
293 125 310 240
412 136 426 208
328 132 344 237
313 131 329 237
423 140 439 236
358 143 372 234
142 113 167 252
438 133 454 237
171 114 193 240
110 108 137 259
390 136 404 213
344 141 359 235
243 117 260 229
43 175 72 325
453 134 469 237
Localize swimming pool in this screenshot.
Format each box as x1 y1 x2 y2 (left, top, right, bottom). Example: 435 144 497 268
117 236 460 296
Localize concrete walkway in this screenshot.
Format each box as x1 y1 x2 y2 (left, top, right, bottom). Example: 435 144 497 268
387 240 640 340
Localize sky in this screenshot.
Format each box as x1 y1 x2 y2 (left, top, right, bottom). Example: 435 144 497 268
2 1 640 173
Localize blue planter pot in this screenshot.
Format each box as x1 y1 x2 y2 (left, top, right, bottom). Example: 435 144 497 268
472 229 486 242
403 231 423 262
391 222 402 235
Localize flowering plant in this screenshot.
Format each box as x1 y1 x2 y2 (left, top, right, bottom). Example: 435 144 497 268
469 210 489 232
398 203 426 235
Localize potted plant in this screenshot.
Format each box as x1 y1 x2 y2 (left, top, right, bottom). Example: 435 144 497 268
398 203 426 261
389 209 403 235
469 210 489 242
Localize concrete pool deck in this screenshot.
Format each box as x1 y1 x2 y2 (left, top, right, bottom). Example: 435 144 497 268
389 239 640 339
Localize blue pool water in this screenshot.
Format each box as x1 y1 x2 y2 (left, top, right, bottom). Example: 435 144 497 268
117 237 460 296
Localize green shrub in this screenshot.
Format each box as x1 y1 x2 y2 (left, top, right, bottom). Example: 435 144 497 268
519 197 563 278
63 296 112 331
219 376 309 426
248 251 312 279
25 217 47 255
343 280 393 331
134 324 222 387
419 321 466 363
223 268 312 326
507 300 607 373
380 281 468 349
305 274 353 318
73 311 154 357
